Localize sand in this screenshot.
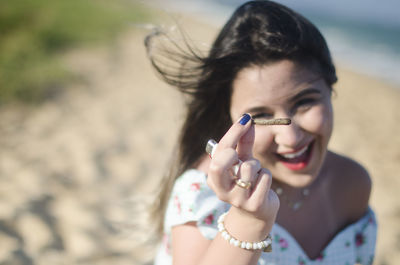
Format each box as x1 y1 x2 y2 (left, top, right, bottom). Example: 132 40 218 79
0 9 398 265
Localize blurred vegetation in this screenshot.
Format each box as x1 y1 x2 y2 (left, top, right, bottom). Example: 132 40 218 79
0 0 150 105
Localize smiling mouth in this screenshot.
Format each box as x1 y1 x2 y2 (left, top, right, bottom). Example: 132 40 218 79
275 141 314 170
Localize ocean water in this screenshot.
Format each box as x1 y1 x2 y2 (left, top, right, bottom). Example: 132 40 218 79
151 0 400 86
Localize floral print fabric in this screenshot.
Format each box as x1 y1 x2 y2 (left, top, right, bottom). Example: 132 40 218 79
154 169 377 265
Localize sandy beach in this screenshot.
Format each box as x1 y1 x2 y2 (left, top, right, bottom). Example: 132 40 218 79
0 8 399 265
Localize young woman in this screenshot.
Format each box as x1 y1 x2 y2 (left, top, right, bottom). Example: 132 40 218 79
146 1 377 264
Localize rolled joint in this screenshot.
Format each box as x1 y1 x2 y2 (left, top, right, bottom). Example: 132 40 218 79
252 118 291 126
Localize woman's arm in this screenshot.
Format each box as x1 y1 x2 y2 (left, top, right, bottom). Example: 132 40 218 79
171 115 279 265
172 208 272 265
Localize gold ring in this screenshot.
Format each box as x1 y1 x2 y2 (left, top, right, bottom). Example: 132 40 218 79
235 178 251 189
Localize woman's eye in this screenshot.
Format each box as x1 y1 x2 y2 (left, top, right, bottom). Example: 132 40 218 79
251 113 273 119
291 98 319 114
294 98 317 109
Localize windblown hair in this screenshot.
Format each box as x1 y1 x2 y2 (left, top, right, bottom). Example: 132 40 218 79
145 0 337 237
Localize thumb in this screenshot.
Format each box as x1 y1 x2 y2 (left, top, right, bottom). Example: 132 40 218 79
236 121 255 161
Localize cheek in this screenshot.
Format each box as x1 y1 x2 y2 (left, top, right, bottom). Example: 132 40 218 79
301 103 333 139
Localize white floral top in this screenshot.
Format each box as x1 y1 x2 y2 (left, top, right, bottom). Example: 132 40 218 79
154 169 377 265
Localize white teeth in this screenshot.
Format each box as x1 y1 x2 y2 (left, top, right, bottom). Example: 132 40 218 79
280 145 309 159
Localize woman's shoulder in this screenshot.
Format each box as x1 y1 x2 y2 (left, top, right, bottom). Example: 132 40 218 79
193 154 211 174
327 151 371 181
326 151 372 221
173 168 208 191
165 167 229 238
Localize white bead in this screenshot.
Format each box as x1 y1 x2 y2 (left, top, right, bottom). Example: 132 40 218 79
263 240 271 249
223 232 230 241
218 215 224 223
241 241 247 249
217 211 272 252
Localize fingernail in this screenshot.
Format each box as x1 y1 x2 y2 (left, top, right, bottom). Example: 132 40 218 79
239 113 251 125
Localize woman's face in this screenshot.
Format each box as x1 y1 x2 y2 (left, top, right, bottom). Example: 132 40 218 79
230 60 333 187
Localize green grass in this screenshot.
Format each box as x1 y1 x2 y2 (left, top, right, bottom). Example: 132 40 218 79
0 0 151 105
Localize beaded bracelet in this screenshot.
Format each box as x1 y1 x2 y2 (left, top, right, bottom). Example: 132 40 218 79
217 212 272 252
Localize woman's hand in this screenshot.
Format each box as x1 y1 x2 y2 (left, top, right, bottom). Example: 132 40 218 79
207 114 280 235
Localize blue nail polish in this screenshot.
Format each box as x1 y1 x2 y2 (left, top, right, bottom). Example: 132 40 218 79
239 114 251 125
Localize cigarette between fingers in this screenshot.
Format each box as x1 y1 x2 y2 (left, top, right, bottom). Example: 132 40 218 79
252 118 291 125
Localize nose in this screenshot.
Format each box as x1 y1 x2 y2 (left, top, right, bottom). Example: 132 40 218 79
273 120 304 148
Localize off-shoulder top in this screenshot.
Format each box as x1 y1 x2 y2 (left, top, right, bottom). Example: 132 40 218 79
154 169 377 265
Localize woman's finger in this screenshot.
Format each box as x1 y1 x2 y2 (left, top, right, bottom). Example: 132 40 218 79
236 159 261 185
228 159 261 206
245 168 273 211
218 114 253 151
236 120 255 161
207 148 238 195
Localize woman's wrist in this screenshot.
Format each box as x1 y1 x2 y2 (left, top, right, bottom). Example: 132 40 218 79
223 207 273 242
218 212 272 252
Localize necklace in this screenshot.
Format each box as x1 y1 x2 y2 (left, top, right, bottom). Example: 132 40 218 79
273 186 310 211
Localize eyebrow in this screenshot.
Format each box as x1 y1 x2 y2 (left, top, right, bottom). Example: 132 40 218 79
289 88 321 103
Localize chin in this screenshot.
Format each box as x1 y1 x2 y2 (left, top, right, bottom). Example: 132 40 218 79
275 170 316 187
281 147 328 187
269 156 325 188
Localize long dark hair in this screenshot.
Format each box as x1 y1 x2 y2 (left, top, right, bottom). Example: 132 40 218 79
145 0 337 236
